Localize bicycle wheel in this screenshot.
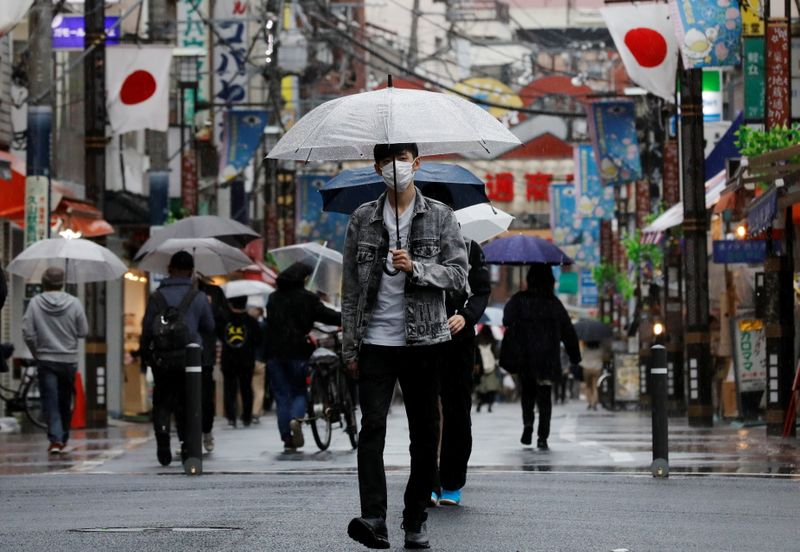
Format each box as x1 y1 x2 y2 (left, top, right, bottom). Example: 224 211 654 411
308 371 332 451
22 373 47 430
341 374 358 450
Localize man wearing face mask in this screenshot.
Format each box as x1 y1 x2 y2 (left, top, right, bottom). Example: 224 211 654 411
342 143 468 550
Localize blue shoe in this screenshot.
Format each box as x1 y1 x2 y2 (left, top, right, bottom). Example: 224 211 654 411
439 488 461 506
430 491 440 507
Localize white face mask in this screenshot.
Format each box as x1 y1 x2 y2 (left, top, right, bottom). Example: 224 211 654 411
381 159 416 192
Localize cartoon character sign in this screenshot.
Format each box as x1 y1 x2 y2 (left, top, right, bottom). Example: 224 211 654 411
670 0 742 68
586 100 643 186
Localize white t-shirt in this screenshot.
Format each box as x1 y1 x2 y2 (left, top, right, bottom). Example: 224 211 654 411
363 196 415 346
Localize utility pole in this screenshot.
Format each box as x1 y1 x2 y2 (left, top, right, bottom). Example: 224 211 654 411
678 64 713 427
24 0 53 247
83 0 108 428
407 0 420 69
147 0 174 226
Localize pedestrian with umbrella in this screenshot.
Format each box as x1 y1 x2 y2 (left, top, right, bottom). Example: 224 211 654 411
268 76 518 550
422 183 490 509
140 251 214 467
500 263 581 450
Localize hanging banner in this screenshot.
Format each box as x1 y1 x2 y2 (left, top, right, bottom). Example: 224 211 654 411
296 174 349 252
636 179 650 228
765 18 790 130
575 144 615 220
600 219 613 264
549 182 577 247
148 171 170 226
740 0 764 37
743 38 766 122
586 100 643 186
219 110 268 182
181 149 198 215
670 0 743 68
663 139 680 206
213 0 250 150
177 0 210 102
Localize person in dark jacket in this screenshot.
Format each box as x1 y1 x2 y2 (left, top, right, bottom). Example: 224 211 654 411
266 262 341 450
197 277 228 452
219 295 262 427
503 264 580 450
140 251 214 466
423 184 490 507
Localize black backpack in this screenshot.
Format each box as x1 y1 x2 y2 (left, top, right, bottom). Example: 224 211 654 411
148 288 199 370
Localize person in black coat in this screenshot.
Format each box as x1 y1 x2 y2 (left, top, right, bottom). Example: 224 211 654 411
218 295 262 427
503 264 580 450
265 262 341 450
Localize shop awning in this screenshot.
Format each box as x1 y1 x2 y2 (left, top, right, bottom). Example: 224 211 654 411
51 198 114 238
746 187 779 236
642 170 727 233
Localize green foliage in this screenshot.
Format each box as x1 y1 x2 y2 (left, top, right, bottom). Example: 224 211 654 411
735 124 800 160
621 229 663 275
591 262 635 301
165 206 189 225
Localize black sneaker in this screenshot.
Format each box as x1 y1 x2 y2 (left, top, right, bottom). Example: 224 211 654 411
520 426 533 446
347 517 390 549
537 438 549 450
402 520 430 549
155 432 172 466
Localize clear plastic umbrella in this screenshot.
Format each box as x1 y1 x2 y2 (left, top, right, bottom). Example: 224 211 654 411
271 242 343 304
456 203 514 244
134 215 259 261
222 279 275 299
137 238 252 276
7 238 127 283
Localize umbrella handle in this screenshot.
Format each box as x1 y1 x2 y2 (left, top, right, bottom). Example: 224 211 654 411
384 152 402 277
383 240 402 276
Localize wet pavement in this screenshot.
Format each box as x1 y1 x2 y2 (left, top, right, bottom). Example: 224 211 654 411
2 399 799 477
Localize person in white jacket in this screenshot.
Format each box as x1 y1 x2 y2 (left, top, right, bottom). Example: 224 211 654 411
22 266 88 454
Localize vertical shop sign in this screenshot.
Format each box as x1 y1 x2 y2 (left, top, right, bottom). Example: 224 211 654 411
181 149 198 215
213 0 249 148
178 1 210 102
24 106 52 246
636 179 650 228
765 18 790 129
744 38 766 122
600 219 613 264
740 0 764 37
662 139 680 206
733 318 767 392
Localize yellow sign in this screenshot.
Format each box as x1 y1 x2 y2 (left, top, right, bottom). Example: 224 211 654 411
741 0 764 37
739 319 764 332
452 77 523 121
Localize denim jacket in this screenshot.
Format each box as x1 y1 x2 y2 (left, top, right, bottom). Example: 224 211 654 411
341 188 469 362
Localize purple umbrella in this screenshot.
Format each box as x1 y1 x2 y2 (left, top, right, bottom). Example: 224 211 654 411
483 234 573 266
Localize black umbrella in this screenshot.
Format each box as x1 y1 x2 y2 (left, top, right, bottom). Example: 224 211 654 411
574 319 612 342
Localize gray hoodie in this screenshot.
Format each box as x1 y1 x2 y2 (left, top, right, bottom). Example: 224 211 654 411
22 291 88 363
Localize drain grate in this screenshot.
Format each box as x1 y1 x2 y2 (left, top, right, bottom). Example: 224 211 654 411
71 527 241 533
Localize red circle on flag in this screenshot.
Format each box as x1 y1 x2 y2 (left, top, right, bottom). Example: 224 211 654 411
623 28 668 68
120 70 157 105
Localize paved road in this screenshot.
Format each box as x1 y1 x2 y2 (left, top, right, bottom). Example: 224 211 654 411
2 472 798 551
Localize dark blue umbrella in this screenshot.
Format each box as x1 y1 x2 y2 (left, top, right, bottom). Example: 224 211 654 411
320 163 489 214
483 234 574 266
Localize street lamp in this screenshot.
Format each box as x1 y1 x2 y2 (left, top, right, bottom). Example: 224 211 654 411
173 47 204 216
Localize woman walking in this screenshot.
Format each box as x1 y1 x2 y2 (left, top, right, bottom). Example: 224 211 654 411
502 264 581 450
581 341 604 411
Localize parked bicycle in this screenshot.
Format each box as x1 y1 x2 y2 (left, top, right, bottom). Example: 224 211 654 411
302 325 359 451
0 347 46 430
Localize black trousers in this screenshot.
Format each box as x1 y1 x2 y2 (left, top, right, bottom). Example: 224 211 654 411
202 365 215 433
519 372 552 440
152 367 185 442
222 363 254 424
358 344 439 524
432 336 474 493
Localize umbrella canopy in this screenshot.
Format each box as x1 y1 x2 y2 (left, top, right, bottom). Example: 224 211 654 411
321 163 489 215
483 234 573 266
267 85 520 162
7 238 127 284
222 279 275 299
137 238 252 276
479 306 504 327
134 216 259 261
271 242 343 303
456 203 514 244
574 319 613 342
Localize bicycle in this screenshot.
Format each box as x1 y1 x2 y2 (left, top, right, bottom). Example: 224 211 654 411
0 349 47 430
303 325 359 451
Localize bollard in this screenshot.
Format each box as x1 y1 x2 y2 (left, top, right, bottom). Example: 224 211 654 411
184 343 203 476
650 344 669 478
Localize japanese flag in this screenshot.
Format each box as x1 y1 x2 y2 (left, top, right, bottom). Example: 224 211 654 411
0 0 33 37
106 46 173 135
601 4 679 102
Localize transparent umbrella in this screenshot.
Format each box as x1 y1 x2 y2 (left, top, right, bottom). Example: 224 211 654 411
456 203 514 244
134 215 259 261
7 238 127 283
271 242 343 304
137 238 252 276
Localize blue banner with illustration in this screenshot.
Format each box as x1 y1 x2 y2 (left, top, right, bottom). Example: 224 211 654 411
219 110 268 182
296 174 349 252
575 144 615 220
587 100 643 186
670 0 742 68
550 182 600 267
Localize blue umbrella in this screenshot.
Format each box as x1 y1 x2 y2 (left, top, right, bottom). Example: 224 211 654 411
320 163 489 214
483 234 574 266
